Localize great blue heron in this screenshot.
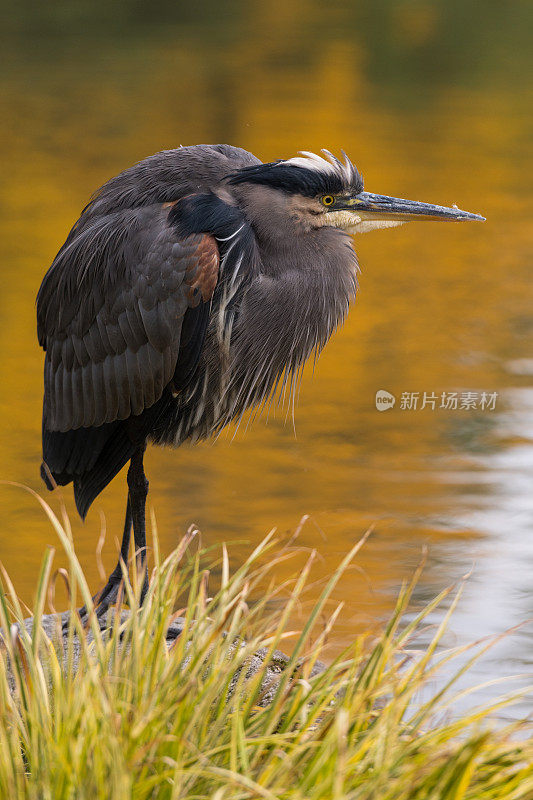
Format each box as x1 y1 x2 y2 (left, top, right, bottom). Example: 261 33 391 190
36 145 484 617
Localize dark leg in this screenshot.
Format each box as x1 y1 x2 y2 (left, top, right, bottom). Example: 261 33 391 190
127 445 149 604
64 496 133 630
93 497 132 607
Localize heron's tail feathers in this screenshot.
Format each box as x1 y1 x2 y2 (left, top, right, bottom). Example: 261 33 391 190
41 391 172 520
72 428 137 519
41 422 136 519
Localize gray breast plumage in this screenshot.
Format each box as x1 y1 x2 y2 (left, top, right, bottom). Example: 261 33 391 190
150 223 358 447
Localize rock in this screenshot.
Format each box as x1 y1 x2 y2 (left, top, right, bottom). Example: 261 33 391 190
7 611 326 706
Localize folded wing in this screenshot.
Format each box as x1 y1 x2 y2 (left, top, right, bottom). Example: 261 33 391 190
37 203 219 433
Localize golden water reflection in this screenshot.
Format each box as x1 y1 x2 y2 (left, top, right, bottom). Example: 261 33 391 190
0 3 532 693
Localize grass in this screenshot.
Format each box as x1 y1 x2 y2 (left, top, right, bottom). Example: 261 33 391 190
0 491 532 799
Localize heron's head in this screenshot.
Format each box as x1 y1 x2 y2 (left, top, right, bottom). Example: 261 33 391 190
227 150 484 241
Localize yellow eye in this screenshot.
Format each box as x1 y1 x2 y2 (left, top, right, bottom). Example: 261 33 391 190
321 195 335 207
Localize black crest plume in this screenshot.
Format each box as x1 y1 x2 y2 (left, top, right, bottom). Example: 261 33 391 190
228 149 363 197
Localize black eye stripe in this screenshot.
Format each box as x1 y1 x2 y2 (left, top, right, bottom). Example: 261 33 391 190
228 161 363 197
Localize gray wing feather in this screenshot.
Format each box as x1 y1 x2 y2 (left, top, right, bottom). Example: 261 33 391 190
91 361 106 426
71 368 84 428
102 358 119 421
37 203 218 432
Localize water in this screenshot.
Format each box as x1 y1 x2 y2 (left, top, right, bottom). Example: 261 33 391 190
1 1 532 713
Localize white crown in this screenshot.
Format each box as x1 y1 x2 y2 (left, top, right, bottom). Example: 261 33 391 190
282 149 359 187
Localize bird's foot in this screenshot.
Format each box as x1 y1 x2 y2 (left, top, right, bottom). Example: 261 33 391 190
62 579 123 633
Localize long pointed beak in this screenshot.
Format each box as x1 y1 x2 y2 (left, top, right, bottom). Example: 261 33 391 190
338 191 485 222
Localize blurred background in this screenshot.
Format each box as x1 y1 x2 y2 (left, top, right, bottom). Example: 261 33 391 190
0 0 532 708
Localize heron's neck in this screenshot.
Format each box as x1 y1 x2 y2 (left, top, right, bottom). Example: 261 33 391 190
260 226 359 299
236 226 359 374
